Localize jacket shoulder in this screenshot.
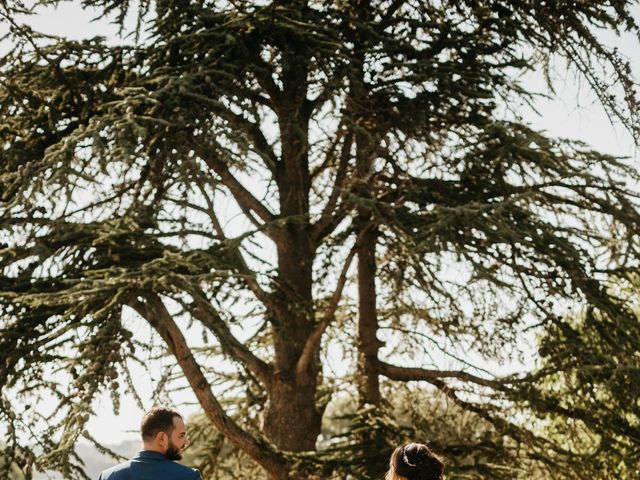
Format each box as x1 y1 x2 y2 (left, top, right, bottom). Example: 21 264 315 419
170 461 201 479
98 460 132 480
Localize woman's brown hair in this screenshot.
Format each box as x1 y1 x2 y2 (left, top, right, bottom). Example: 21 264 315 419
385 442 444 480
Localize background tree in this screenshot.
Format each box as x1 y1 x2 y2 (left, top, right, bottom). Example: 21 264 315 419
0 442 25 480
2 0 640 479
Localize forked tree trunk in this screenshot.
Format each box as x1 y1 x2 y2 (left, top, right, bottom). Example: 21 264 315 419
258 35 324 471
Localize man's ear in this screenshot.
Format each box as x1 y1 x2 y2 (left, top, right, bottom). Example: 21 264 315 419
156 431 168 448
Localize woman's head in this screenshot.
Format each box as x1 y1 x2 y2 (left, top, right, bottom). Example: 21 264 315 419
385 442 444 480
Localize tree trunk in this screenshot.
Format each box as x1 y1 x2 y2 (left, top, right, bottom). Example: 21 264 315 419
352 18 382 403
262 79 322 451
357 226 382 406
264 230 322 452
263 371 321 451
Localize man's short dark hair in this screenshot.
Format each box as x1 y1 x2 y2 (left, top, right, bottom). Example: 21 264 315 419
140 406 183 440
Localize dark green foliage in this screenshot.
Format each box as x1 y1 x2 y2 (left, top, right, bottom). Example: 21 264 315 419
2 1 640 479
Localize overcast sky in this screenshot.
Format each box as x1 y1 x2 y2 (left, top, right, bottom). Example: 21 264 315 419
8 1 640 448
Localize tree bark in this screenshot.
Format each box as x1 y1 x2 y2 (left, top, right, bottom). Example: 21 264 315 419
356 225 382 406
264 232 322 452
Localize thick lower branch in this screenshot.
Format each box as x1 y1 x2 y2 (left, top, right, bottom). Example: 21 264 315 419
129 294 288 478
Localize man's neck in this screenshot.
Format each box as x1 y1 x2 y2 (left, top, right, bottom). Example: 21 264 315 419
142 444 164 454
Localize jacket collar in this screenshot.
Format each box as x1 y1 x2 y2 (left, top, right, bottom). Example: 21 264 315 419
134 450 167 460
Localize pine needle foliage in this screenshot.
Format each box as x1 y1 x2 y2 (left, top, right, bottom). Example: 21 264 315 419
2 1 640 478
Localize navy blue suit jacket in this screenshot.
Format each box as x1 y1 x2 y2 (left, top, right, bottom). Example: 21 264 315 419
98 450 201 480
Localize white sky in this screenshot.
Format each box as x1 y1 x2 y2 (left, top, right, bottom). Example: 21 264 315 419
5 1 640 449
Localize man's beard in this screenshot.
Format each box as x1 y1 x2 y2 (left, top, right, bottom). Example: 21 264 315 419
163 439 183 461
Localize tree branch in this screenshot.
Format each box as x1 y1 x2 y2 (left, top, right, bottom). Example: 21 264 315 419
246 47 282 108
191 188 292 335
184 93 279 173
380 0 407 25
210 160 275 224
128 293 288 478
312 131 355 243
295 244 357 381
424 376 578 460
185 285 273 387
377 360 507 390
189 178 289 321
192 145 279 239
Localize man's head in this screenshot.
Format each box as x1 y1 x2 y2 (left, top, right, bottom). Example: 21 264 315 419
140 406 189 460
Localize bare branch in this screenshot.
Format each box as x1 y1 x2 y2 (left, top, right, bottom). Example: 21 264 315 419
377 360 507 390
188 179 288 320
190 176 230 238
312 131 355 243
296 244 357 381
192 143 278 236
184 285 273 387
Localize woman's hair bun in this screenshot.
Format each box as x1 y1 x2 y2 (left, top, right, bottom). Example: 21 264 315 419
390 442 444 480
403 444 425 467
